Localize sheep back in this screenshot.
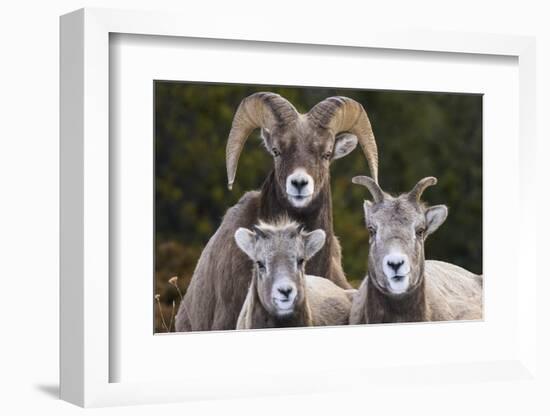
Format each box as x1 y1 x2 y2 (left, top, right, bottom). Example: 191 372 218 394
306 275 355 326
424 260 483 321
349 260 483 324
236 275 354 329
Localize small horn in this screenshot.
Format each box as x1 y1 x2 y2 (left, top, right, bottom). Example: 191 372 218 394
226 92 298 190
252 225 267 238
308 97 378 183
408 177 438 202
352 176 384 203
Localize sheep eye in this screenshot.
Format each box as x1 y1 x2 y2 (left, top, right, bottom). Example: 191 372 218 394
416 228 425 238
297 258 305 267
322 151 332 160
272 148 281 157
367 225 376 236
256 261 266 271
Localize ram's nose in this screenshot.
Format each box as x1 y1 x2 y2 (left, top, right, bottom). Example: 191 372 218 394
290 178 309 192
277 285 294 299
286 169 314 196
387 259 404 273
382 253 409 278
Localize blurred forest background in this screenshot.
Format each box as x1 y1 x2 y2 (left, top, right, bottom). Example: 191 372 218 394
154 82 482 333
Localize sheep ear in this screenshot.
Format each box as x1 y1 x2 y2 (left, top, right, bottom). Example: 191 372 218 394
303 229 326 260
234 227 256 259
425 205 448 236
332 133 358 160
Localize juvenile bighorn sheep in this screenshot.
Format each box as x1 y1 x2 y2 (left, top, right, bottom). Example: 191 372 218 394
176 92 378 331
349 176 482 324
235 219 355 329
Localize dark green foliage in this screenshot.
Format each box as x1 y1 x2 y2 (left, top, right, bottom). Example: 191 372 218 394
154 82 482 321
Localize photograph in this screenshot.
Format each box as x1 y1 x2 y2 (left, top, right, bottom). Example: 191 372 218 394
153 82 483 333
6 0 540 412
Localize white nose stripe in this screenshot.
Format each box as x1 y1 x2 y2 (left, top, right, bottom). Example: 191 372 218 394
286 169 314 196
382 252 410 278
272 281 297 303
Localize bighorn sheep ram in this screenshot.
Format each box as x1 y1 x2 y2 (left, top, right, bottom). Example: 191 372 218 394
175 92 378 331
349 176 483 324
234 219 355 329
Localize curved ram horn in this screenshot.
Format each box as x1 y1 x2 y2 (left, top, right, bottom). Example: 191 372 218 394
308 97 379 183
226 92 298 190
408 177 438 203
352 176 384 203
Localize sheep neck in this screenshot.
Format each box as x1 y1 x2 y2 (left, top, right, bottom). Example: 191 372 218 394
365 264 428 323
259 169 334 278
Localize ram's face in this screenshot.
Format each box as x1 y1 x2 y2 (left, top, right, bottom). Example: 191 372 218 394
225 93 379 206
365 197 427 295
353 176 448 297
261 121 358 209
234 222 326 318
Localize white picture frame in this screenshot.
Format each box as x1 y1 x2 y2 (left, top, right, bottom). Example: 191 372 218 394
60 7 538 408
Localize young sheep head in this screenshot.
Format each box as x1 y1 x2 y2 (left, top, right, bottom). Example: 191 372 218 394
226 92 378 209
352 176 448 296
234 220 326 318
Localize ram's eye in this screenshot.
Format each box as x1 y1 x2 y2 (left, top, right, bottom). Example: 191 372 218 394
416 228 425 238
367 225 376 236
322 151 332 160
272 148 281 157
256 261 266 271
297 258 305 267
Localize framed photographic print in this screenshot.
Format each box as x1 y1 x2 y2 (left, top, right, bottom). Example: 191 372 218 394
60 7 538 408
152 81 483 334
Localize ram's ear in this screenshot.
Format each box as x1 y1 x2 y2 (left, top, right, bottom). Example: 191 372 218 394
425 205 448 236
303 229 326 260
234 227 256 259
332 133 358 160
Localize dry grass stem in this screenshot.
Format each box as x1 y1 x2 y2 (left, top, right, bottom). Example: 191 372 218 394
168 300 176 332
155 293 169 332
169 275 184 301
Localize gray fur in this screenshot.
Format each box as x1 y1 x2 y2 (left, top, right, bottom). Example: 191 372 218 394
349 176 483 324
175 93 377 332
235 220 355 329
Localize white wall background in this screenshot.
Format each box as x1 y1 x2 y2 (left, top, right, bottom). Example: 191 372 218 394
0 0 548 414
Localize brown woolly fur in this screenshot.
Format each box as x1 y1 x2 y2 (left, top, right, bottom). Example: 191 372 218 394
176 191 262 331
174 186 351 331
176 93 377 332
258 171 346 287
349 176 483 324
